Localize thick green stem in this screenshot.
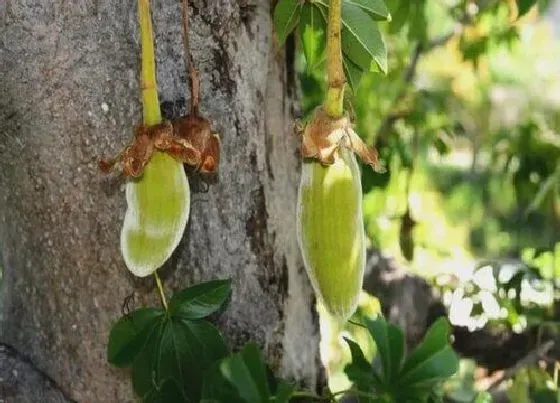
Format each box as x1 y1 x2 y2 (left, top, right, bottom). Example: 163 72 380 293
138 0 162 126
324 0 345 118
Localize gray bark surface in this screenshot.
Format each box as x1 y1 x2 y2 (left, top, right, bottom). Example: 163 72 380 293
0 344 73 403
0 1 320 401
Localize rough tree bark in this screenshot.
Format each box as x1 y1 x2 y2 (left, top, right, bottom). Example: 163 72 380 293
0 1 320 401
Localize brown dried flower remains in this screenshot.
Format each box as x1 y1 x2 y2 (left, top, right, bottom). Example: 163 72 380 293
99 117 220 178
300 107 382 170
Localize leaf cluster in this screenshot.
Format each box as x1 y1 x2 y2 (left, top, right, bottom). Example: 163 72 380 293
274 0 390 90
108 280 459 402
343 317 459 402
108 280 294 402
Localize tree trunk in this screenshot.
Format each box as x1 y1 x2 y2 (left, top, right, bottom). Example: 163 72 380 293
0 1 320 401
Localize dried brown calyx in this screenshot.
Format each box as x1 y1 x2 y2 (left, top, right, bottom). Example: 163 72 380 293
99 122 198 177
99 119 219 177
171 115 220 175
301 107 382 170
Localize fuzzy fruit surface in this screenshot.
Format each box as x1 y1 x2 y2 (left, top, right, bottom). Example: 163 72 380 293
121 151 190 277
297 148 365 319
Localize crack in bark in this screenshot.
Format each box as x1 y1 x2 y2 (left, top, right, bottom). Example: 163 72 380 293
0 343 78 403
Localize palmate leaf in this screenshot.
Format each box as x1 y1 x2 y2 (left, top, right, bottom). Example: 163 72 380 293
121 152 190 277
132 315 229 402
344 317 459 401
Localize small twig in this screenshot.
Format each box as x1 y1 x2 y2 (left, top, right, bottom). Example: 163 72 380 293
487 340 554 393
181 0 200 115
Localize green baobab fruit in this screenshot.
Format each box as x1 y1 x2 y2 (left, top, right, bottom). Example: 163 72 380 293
297 147 366 320
121 152 190 277
296 107 380 320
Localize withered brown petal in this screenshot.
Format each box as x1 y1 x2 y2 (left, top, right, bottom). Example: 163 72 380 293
302 108 348 165
99 159 116 173
345 128 383 171
167 139 201 167
199 133 220 174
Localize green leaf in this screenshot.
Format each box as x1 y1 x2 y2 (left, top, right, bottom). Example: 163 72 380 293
342 57 365 92
408 0 426 43
107 308 164 368
131 315 228 401
344 337 382 400
144 378 189 403
162 319 229 400
240 343 270 401
397 346 459 387
385 0 409 33
169 279 232 320
273 380 296 403
344 0 390 20
219 343 271 403
274 0 302 45
516 0 537 17
400 318 450 375
300 3 327 71
398 318 459 387
201 362 246 403
121 152 190 277
366 317 404 384
133 319 166 398
341 2 387 73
